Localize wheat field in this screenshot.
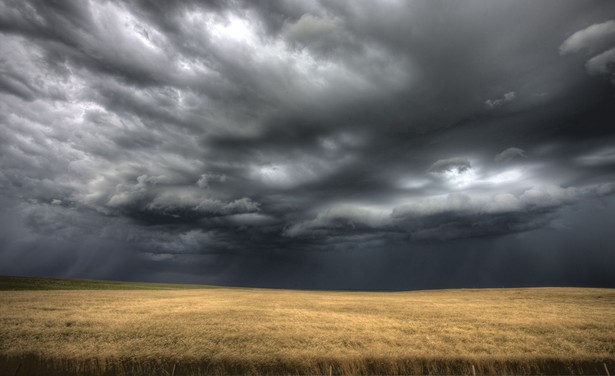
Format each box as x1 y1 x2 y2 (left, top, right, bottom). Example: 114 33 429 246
1 282 614 375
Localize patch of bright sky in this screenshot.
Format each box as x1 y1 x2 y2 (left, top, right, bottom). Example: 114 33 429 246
441 168 479 190
208 13 258 44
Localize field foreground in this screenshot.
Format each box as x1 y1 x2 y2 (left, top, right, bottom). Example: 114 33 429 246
1 283 614 375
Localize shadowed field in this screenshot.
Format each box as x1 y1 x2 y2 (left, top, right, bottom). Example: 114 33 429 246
0 275 218 291
0 277 614 375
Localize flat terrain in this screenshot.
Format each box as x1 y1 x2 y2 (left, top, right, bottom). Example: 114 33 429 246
0 275 217 290
0 277 614 375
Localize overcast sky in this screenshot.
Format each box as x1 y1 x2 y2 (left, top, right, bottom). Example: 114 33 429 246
1 0 615 289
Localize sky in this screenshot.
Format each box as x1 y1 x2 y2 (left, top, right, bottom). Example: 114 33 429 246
1 0 615 290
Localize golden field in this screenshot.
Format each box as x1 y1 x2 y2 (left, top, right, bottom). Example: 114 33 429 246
1 284 614 375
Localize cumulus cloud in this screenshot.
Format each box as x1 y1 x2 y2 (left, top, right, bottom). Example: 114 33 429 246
494 147 526 163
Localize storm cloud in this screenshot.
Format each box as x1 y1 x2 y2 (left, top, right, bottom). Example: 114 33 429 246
1 0 615 289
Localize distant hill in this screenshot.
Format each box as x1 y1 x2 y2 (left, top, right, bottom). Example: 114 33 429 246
0 275 218 290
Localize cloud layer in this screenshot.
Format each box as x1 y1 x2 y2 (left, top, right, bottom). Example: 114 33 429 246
1 1 615 288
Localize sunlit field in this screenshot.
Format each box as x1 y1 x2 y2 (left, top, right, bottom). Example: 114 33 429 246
1 277 614 375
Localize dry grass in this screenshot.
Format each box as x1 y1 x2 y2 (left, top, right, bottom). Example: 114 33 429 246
1 287 614 375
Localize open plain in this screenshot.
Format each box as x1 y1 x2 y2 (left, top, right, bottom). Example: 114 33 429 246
0 277 614 375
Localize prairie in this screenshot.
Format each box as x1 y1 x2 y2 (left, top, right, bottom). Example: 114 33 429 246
0 277 614 375
0 275 218 291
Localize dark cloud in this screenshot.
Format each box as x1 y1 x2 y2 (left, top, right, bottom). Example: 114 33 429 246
1 0 615 289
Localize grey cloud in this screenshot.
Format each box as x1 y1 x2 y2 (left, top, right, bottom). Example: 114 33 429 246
390 185 582 241
146 193 260 217
585 47 615 76
286 182 614 241
0 35 68 102
485 91 516 109
414 183 604 241
559 20 615 55
91 174 260 221
285 14 344 46
196 173 227 189
284 205 391 238
596 182 615 196
494 147 526 163
0 71 36 101
560 19 615 81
